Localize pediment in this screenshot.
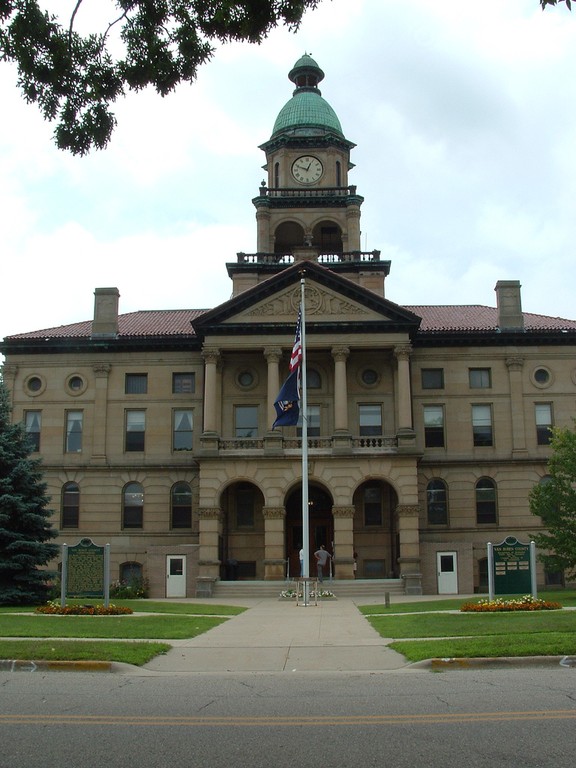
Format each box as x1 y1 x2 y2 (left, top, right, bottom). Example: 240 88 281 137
228 283 382 324
192 260 420 337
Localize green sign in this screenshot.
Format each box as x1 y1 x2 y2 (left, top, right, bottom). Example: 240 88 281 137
492 536 531 595
67 538 105 598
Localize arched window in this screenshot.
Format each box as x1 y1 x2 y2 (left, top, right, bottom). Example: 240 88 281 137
475 477 497 524
274 162 280 188
426 479 448 525
336 160 342 187
120 561 142 582
171 482 192 529
123 482 144 529
61 482 80 528
363 484 382 527
307 368 321 389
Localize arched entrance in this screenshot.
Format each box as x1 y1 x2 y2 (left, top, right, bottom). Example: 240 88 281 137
220 481 265 580
285 484 333 578
352 480 398 579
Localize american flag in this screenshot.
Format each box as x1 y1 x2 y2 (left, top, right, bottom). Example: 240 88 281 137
289 306 302 372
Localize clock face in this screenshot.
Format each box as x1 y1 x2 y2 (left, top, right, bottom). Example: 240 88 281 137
291 155 323 184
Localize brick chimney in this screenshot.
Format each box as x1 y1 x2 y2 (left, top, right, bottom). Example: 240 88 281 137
91 287 120 338
495 280 524 332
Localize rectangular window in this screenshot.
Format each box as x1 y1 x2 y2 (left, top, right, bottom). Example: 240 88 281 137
125 373 148 394
469 368 491 388
173 409 193 450
24 411 41 452
472 404 493 446
421 368 444 389
235 406 258 438
364 486 382 526
535 403 553 445
297 405 321 437
65 411 83 453
62 485 80 528
236 488 255 528
423 405 445 448
125 410 146 451
359 404 382 436
172 372 195 394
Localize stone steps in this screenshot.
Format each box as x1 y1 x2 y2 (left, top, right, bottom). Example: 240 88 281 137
211 579 404 600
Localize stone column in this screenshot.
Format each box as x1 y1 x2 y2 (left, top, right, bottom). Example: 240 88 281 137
255 197 271 253
1 364 18 393
92 363 111 463
201 347 220 434
263 506 286 580
332 505 355 579
394 344 413 430
198 507 223 582
506 356 527 455
331 346 350 433
396 504 422 594
264 347 282 431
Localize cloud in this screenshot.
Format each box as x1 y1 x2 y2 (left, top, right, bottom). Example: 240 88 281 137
1 0 576 344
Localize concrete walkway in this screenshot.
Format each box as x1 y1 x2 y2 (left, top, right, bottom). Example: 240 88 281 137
142 597 408 674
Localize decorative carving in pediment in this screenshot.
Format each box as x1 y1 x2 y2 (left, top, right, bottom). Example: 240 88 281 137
246 285 371 321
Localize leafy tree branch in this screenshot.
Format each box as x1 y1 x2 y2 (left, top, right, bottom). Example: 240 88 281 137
0 0 319 154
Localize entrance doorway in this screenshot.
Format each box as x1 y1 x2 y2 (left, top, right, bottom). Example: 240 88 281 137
166 555 186 598
285 485 333 578
437 551 458 594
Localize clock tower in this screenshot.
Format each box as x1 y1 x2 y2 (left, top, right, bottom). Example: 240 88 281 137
254 54 363 255
229 55 388 297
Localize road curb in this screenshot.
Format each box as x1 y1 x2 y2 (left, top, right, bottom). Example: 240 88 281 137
0 659 113 672
412 655 576 670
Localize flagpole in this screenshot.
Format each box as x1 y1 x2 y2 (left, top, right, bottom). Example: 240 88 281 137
300 274 310 605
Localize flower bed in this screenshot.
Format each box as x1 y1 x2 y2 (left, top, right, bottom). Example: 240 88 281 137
280 589 335 599
36 601 133 615
460 595 562 612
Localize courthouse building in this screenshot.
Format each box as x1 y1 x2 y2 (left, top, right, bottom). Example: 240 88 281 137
2 55 576 597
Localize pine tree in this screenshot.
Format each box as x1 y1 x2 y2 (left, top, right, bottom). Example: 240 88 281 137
0 377 59 604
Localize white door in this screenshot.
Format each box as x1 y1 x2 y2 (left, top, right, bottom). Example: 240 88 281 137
437 551 458 594
166 556 186 598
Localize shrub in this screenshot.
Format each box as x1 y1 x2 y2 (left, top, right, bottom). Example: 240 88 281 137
109 576 149 599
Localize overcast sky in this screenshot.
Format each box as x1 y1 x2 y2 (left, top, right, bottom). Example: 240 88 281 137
1 0 575 344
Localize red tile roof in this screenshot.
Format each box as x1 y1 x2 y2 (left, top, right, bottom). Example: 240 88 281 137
5 310 206 340
403 306 576 333
4 305 576 341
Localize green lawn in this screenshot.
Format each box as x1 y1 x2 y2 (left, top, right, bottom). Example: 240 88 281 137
0 600 239 665
360 590 576 615
0 640 170 666
360 591 576 662
0 613 228 639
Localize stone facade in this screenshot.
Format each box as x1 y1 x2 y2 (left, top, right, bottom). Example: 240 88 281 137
1 55 575 598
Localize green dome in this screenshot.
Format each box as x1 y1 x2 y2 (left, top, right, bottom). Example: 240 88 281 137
272 91 343 137
270 54 344 139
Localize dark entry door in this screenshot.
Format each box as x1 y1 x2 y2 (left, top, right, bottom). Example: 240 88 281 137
286 486 333 578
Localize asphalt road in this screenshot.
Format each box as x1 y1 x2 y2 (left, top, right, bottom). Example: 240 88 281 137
1 667 575 767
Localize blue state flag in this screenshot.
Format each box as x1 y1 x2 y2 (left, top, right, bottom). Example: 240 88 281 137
273 369 300 428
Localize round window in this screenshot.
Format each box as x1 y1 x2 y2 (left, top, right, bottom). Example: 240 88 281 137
69 375 84 391
238 371 254 388
25 375 45 396
532 367 552 388
361 369 379 386
27 376 42 392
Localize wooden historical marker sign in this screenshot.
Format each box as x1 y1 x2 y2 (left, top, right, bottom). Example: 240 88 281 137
488 537 536 600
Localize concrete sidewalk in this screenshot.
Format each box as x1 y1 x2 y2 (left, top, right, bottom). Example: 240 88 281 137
142 597 408 674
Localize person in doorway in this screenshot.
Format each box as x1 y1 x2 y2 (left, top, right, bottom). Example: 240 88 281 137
314 544 332 582
353 551 358 579
299 547 304 577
